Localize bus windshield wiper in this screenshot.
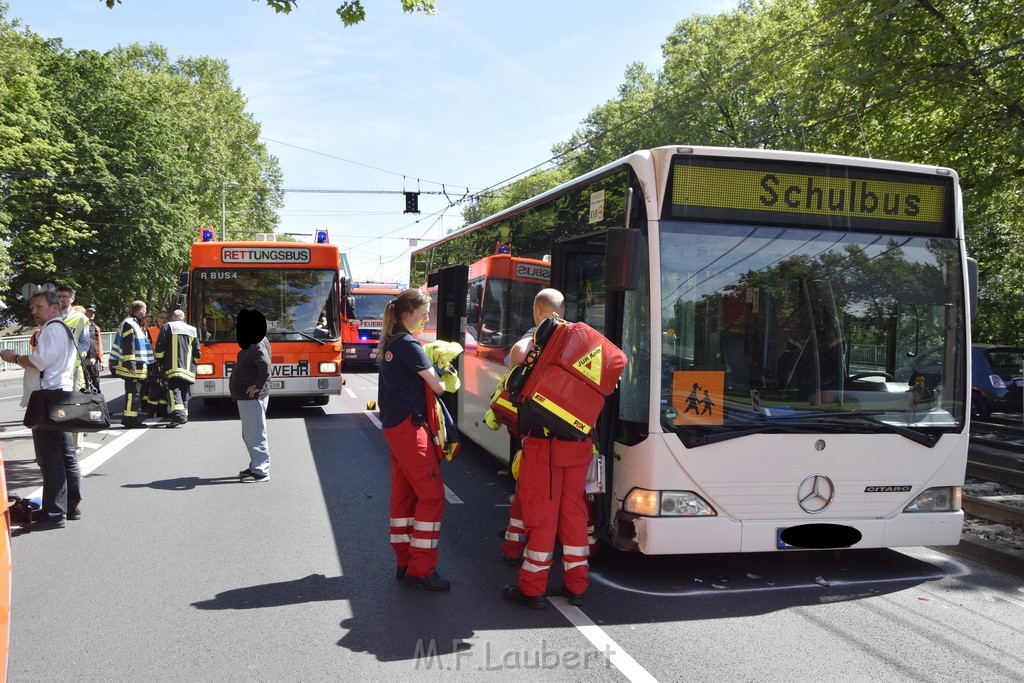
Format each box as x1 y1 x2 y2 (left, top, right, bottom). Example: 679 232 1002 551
683 411 938 448
796 412 939 448
276 330 326 345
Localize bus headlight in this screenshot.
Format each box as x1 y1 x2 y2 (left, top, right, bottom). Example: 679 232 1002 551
196 363 214 376
903 486 961 512
623 488 717 517
319 362 338 373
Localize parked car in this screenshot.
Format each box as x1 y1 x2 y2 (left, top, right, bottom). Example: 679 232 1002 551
896 344 1024 419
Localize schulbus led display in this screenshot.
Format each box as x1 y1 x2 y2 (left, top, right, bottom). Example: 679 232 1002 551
668 157 954 235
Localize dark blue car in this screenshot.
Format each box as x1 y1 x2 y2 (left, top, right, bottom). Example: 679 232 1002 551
897 344 1023 419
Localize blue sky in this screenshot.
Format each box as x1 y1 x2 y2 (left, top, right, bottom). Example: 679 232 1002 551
6 0 729 282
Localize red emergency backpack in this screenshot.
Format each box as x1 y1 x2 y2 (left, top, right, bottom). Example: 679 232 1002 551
506 316 626 440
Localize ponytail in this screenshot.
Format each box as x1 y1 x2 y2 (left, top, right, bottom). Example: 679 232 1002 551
377 288 429 357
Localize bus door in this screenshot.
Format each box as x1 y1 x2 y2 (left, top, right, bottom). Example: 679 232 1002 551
551 235 620 539
429 264 468 416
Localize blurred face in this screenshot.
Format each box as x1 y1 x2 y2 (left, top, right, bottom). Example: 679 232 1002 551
401 303 429 333
57 291 74 311
85 310 95 319
156 313 169 326
31 297 61 325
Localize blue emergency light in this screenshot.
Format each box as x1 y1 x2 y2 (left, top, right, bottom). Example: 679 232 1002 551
495 242 511 254
315 229 329 244
201 228 215 242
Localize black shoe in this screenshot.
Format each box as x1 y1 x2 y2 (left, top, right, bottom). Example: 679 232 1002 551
165 421 180 428
24 516 66 532
558 583 584 607
240 470 269 482
501 552 523 567
239 468 252 477
68 506 81 521
121 420 143 429
396 566 407 580
502 584 546 609
404 571 450 591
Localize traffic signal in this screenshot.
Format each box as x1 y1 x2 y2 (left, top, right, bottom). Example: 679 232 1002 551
404 192 420 214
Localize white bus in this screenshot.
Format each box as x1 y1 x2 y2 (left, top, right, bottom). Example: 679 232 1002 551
412 146 972 554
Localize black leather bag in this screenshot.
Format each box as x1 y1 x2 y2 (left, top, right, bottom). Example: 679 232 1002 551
23 389 111 432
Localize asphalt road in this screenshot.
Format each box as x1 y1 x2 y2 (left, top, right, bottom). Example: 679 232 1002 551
2 369 1023 681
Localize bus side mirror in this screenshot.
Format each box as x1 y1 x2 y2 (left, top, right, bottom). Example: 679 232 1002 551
966 257 978 321
605 227 641 291
347 296 356 318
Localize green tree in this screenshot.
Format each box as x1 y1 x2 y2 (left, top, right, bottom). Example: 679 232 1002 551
518 0 1024 341
103 0 437 26
0 8 283 326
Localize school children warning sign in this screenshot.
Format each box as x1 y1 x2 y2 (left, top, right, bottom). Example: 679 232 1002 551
672 371 725 426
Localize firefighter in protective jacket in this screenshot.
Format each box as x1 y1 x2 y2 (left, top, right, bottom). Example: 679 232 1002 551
111 300 153 428
155 309 201 427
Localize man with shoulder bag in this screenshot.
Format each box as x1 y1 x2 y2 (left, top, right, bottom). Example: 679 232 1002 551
0 290 81 530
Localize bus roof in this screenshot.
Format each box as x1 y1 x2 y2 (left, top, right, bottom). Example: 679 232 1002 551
191 240 340 269
411 145 960 256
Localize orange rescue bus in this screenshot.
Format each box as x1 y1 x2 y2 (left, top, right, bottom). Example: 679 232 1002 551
187 230 343 406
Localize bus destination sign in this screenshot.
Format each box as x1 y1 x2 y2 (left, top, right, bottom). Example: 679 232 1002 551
221 246 311 264
669 158 953 235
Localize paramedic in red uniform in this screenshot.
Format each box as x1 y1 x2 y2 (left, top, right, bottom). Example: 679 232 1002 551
377 289 450 591
501 288 566 566
502 288 592 609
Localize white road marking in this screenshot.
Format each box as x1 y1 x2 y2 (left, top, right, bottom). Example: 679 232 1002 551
549 597 659 683
345 387 358 398
23 427 150 500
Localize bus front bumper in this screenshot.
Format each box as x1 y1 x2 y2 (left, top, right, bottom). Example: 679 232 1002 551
195 377 343 399
612 510 964 554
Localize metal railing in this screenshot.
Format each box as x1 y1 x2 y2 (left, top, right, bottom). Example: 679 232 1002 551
0 332 117 371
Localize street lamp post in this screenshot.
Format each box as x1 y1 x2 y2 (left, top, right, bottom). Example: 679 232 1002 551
221 181 238 240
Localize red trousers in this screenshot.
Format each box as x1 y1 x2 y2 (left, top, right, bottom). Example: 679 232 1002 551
516 436 592 597
382 415 445 579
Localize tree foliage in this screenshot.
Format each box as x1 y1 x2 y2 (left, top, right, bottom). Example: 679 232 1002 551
103 0 437 27
0 7 283 328
472 0 1024 342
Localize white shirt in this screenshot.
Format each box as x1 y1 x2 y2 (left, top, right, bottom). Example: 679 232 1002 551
28 318 77 391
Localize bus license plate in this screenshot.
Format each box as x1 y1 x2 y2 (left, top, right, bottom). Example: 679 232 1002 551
269 380 284 390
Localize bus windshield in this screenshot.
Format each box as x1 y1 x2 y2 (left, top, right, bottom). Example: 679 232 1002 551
193 268 339 343
353 293 394 320
659 221 966 442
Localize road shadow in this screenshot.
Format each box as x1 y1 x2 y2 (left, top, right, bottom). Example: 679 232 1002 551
192 573 346 609
122 476 240 490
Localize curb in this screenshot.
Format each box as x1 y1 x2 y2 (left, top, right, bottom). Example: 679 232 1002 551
929 536 1024 580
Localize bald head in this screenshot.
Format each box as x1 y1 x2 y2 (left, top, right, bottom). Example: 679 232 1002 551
533 288 565 324
172 310 186 321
